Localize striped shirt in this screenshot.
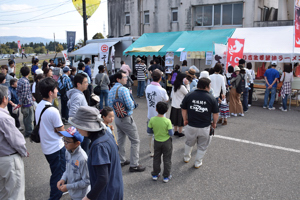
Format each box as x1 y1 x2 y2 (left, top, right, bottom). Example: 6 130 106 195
135 64 146 81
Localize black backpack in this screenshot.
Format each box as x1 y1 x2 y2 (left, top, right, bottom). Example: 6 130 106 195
58 76 67 98
236 74 245 94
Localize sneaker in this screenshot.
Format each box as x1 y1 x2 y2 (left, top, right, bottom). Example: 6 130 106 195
268 107 275 110
129 165 146 172
174 131 179 136
281 109 287 112
150 153 154 157
18 127 24 131
248 104 251 107
152 173 160 181
121 160 130 167
279 106 283 110
239 113 244 117
163 175 172 183
178 133 185 137
263 106 267 109
233 113 237 117
231 113 235 116
217 119 223 124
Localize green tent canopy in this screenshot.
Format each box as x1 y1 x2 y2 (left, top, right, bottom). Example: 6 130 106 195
123 29 235 57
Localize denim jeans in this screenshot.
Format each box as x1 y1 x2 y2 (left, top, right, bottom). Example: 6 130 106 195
242 88 249 111
21 106 34 137
137 81 145 97
44 147 66 200
282 94 289 110
99 89 109 109
263 87 276 108
60 96 69 120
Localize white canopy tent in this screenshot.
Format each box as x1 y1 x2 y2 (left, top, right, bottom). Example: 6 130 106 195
69 41 119 56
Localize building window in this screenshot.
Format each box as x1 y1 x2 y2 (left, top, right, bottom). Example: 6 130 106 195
172 8 178 22
195 3 243 26
125 13 130 25
144 11 150 24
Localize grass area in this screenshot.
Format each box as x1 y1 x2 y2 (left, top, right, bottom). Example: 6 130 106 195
15 59 48 82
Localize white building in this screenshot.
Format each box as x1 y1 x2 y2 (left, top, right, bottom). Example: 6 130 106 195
108 0 294 37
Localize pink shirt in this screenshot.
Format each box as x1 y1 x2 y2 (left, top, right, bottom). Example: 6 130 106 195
120 64 132 76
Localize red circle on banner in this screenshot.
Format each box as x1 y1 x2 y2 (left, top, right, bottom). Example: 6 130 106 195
101 44 108 52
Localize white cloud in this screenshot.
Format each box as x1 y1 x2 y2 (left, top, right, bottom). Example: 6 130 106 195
0 4 35 11
0 27 10 30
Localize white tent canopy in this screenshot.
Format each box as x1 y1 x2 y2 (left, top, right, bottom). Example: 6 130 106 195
232 26 300 55
69 41 119 56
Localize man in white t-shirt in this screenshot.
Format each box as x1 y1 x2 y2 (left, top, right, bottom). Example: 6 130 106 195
35 77 65 200
209 63 226 100
145 69 169 156
239 59 252 112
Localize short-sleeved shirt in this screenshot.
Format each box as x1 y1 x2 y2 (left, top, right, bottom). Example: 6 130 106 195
264 68 280 88
88 132 123 200
148 116 173 142
35 100 64 155
145 82 169 119
181 90 219 128
135 64 146 81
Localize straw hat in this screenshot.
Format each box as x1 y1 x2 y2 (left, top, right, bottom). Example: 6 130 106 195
234 66 240 72
186 68 197 79
68 106 106 132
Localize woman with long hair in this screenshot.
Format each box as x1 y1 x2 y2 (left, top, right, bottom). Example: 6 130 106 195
170 73 188 137
95 65 110 109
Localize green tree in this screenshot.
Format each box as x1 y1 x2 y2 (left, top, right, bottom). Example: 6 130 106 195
40 46 47 54
92 32 105 39
34 46 41 54
56 44 64 52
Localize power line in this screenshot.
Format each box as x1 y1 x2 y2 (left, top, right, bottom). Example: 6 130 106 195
0 2 101 26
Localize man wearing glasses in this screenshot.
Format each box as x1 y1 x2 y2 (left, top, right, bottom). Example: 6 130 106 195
108 71 146 172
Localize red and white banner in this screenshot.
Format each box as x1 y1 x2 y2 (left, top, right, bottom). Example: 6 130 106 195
17 40 21 49
295 1 300 47
61 50 69 62
226 38 245 67
243 54 295 63
99 43 109 64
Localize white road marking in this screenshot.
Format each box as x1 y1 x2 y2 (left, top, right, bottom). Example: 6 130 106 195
214 135 300 154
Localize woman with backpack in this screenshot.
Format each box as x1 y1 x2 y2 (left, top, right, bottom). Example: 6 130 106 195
95 65 110 109
229 66 244 117
170 73 189 137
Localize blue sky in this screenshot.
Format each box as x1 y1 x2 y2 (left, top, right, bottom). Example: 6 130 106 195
0 0 108 42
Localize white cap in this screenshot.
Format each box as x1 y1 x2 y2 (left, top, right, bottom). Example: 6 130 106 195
35 69 43 75
271 61 277 66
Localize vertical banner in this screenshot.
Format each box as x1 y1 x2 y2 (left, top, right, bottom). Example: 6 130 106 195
205 51 213 65
66 31 76 52
165 52 174 73
295 1 300 47
111 45 115 74
17 40 21 49
61 50 69 62
226 38 245 68
213 43 227 68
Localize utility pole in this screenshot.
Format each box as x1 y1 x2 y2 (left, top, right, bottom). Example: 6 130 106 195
82 0 88 45
54 33 56 53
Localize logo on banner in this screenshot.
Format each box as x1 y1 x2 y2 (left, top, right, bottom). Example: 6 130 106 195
101 44 108 52
226 38 245 67
17 40 21 49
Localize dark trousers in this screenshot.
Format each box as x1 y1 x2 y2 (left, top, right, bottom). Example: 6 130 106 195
61 97 69 120
8 104 20 128
242 88 249 112
248 83 254 105
152 137 172 178
44 147 66 200
81 137 91 155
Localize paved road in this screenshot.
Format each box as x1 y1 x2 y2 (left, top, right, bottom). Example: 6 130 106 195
0 53 63 65
21 89 300 200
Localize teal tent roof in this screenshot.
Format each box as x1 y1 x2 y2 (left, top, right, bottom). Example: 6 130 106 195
123 29 235 57
123 31 183 57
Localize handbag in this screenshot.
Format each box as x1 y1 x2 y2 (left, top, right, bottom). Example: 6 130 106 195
30 105 52 143
94 74 105 95
277 72 285 90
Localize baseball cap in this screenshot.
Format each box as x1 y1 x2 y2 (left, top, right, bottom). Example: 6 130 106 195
63 66 70 73
59 126 84 143
35 69 43 75
271 61 277 66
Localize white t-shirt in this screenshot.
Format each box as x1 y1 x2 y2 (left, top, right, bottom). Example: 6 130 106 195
209 74 226 98
280 72 293 83
171 85 188 108
145 83 169 119
8 66 14 74
35 100 64 155
245 68 253 86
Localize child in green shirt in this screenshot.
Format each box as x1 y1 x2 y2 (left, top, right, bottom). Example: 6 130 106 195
147 101 174 183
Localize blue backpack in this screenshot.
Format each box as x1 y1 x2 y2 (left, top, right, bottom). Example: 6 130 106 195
112 86 128 118
170 72 178 85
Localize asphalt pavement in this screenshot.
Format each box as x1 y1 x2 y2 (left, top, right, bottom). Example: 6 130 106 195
21 88 300 200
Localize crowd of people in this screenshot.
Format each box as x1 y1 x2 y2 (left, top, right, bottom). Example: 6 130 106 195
0 56 294 200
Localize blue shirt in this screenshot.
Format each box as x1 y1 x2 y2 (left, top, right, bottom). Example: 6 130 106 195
84 65 92 80
264 68 280 88
108 83 135 116
8 86 19 104
31 65 38 75
88 132 123 200
58 74 73 92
